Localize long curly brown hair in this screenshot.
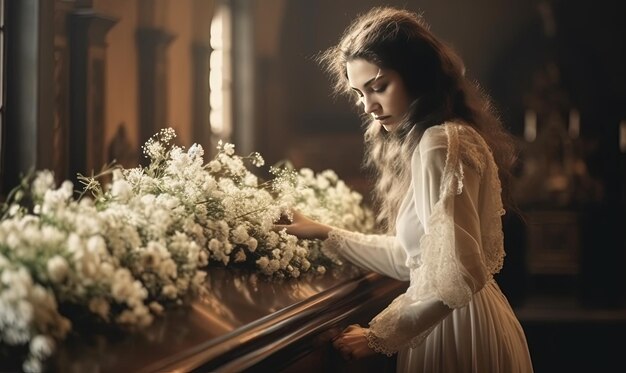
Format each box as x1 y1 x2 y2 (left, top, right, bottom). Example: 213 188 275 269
318 7 517 232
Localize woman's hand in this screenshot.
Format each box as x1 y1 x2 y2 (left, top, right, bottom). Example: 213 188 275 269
331 324 377 360
273 210 333 240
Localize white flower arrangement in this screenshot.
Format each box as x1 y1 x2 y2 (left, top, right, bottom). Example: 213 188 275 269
0 128 375 371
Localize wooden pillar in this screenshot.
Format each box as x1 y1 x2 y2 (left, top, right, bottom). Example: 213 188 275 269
49 0 76 184
68 9 117 181
136 27 175 153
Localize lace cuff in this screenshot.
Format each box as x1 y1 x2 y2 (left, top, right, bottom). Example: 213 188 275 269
366 329 396 357
321 228 397 266
321 229 346 265
366 293 437 355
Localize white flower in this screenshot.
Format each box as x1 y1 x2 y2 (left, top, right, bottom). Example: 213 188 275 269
244 173 258 187
0 255 9 270
188 143 204 160
8 204 20 217
162 284 177 299
266 231 279 247
87 235 106 255
231 225 249 244
315 175 330 190
22 357 42 373
246 237 258 251
250 152 264 167
234 250 246 263
111 176 133 202
208 238 221 251
32 171 55 199
89 297 110 320
257 256 269 269
301 259 311 271
46 256 69 283
268 259 280 272
29 335 55 359
158 259 177 279
66 233 83 253
321 169 339 183
299 168 314 179
223 143 235 156
0 126 380 370
149 301 164 315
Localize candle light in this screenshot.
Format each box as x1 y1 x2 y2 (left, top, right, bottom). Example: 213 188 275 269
524 110 537 142
568 109 580 138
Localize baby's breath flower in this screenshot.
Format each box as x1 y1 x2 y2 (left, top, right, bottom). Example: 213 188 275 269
249 152 264 167
234 250 247 263
46 256 69 284
0 126 375 370
246 237 258 251
88 298 110 320
32 171 55 200
223 143 235 156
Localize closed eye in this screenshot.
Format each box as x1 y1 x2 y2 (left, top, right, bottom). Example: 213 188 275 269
351 88 364 98
372 84 387 93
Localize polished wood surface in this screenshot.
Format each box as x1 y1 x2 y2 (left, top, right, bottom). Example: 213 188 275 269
43 265 407 372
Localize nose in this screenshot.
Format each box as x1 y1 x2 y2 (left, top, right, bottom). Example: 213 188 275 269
362 95 380 115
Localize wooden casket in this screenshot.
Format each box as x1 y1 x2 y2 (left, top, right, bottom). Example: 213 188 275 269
39 265 407 372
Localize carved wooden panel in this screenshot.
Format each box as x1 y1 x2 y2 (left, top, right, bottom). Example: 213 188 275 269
526 210 581 275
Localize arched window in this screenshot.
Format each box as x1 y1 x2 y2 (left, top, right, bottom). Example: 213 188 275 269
209 3 232 142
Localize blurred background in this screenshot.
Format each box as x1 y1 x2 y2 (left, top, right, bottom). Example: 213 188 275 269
1 0 625 371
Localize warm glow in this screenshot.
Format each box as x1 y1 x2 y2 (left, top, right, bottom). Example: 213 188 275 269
619 120 626 153
209 5 232 139
568 109 580 139
524 110 537 142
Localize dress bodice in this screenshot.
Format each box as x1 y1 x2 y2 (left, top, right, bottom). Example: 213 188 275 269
395 180 423 265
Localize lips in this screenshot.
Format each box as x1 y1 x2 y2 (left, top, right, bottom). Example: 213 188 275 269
374 115 390 121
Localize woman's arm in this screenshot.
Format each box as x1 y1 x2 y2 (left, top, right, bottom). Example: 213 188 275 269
275 211 410 281
274 210 333 240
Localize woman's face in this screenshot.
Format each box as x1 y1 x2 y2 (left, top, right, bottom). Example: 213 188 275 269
346 58 412 132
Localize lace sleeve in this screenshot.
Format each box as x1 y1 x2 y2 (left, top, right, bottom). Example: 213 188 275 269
365 123 506 354
408 123 506 307
321 228 410 281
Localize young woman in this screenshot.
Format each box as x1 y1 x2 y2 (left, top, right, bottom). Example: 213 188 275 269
276 7 533 372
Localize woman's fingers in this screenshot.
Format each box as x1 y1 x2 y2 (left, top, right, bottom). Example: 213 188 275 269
272 210 295 233
343 324 361 333
333 339 353 360
330 325 376 361
275 213 293 225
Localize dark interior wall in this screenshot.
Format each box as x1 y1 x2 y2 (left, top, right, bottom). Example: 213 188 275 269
255 0 541 195
273 0 538 135
255 0 625 177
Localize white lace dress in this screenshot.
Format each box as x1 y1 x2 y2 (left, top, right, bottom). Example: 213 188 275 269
323 123 533 372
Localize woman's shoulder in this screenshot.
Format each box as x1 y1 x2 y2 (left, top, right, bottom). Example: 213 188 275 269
418 124 447 150
418 121 491 175
418 121 471 150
